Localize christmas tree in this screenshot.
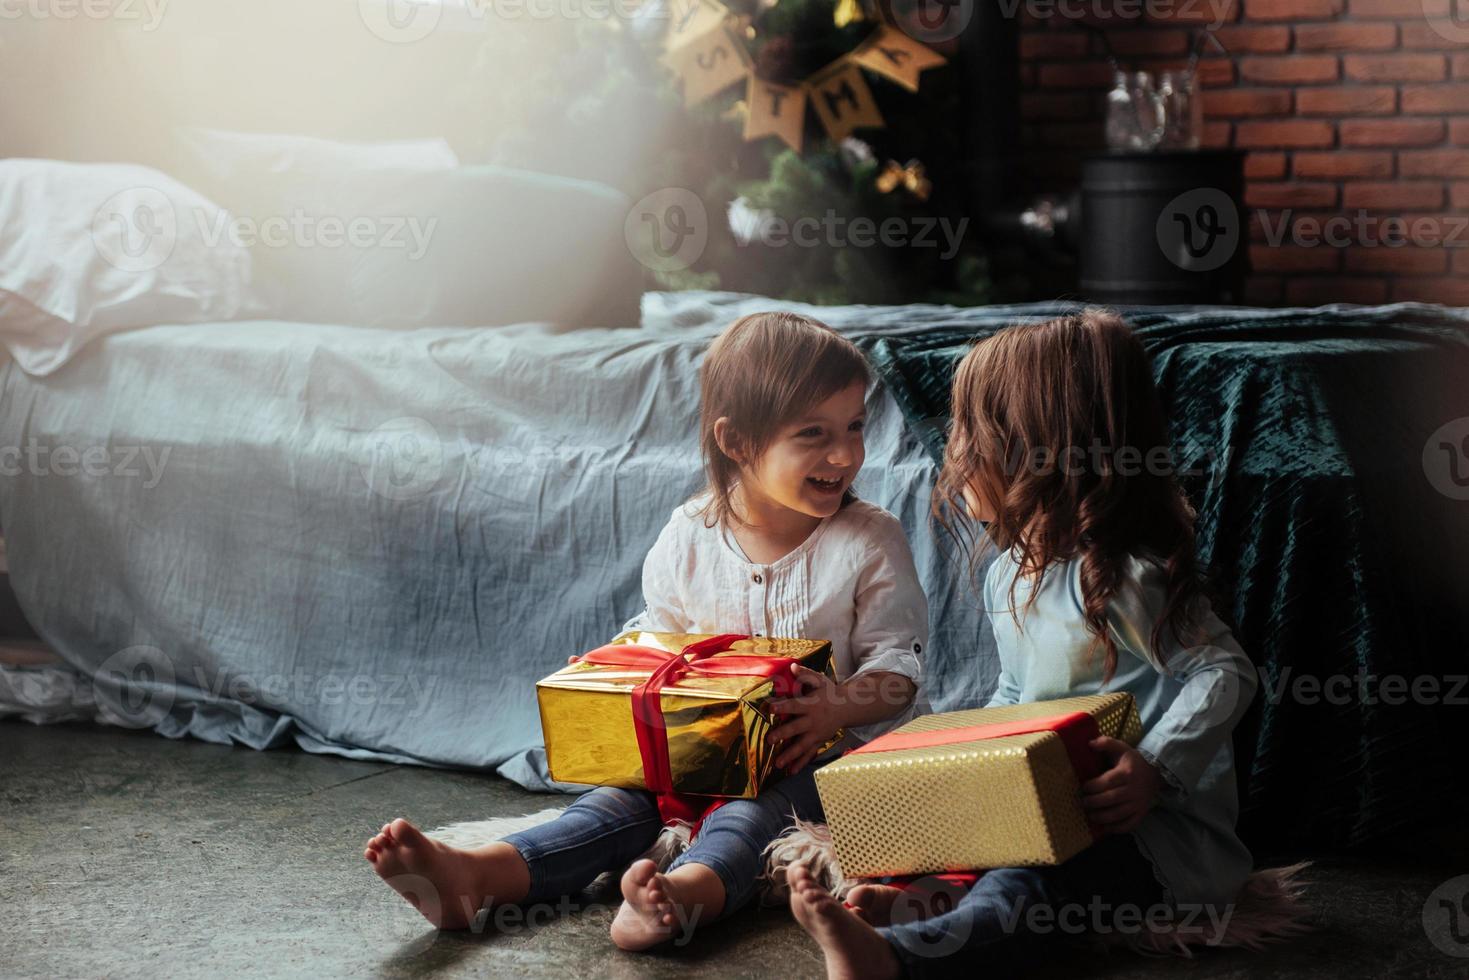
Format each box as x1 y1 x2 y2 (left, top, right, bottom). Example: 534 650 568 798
464 0 990 305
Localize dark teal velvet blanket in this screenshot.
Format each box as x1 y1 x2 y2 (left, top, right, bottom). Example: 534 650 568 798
858 302 1469 850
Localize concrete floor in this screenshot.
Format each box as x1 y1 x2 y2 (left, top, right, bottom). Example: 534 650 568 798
2 722 1465 979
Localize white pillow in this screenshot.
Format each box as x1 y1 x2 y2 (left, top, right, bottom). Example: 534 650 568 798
0 159 257 376
179 128 460 181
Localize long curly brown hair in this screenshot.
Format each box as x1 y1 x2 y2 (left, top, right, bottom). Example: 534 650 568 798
933 309 1204 682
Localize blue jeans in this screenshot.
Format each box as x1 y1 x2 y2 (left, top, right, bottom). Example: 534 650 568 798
503 764 825 914
879 834 1165 978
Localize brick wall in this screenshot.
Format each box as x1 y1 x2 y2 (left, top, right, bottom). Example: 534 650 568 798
1016 0 1468 306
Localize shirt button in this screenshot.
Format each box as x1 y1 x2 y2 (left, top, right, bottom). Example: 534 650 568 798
753 573 763 584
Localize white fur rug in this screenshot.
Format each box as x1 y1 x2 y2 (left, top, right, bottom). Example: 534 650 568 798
428 810 1313 949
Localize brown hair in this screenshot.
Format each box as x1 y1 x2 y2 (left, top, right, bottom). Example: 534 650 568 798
933 308 1204 682
698 312 871 528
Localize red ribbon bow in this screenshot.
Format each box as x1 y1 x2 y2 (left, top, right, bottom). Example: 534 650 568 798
575 634 801 825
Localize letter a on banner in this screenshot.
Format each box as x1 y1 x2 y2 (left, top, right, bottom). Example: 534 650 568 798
743 76 807 153
849 26 946 93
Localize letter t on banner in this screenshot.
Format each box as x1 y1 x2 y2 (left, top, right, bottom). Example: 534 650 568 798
743 76 807 153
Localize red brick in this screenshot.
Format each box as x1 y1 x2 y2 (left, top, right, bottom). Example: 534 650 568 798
1399 22 1459 49
1246 152 1289 179
1388 215 1469 244
1202 121 1233 148
1241 55 1341 84
1391 278 1469 304
1246 0 1344 19
1020 33 1092 59
1246 182 1340 207
1020 64 1038 87
1211 25 1293 52
1021 92 1099 120
1197 59 1238 87
1294 23 1398 50
1038 63 1118 89
1345 247 1449 275
1350 0 1450 15
1204 88 1294 117
1105 29 1191 57
1453 121 1469 146
1243 277 1285 306
1342 182 1446 209
1456 247 1469 272
1454 181 1469 208
1284 277 1390 305
1250 243 1343 272
1236 120 1335 147
1293 151 1394 178
1400 150 1469 178
1456 54 1469 80
1340 118 1445 146
1401 85 1469 114
1297 87 1396 115
1343 54 1447 82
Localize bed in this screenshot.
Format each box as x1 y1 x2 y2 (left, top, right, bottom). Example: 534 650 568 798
2 292 1466 852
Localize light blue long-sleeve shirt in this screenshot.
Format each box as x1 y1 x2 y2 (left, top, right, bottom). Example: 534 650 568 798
984 549 1257 909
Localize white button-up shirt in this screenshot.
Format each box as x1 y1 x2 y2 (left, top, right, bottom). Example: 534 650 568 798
624 493 928 743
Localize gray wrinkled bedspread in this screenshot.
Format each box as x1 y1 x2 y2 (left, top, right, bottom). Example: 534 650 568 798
1 292 1055 789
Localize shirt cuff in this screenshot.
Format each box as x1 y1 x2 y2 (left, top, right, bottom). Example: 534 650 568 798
849 649 923 689
1135 744 1188 803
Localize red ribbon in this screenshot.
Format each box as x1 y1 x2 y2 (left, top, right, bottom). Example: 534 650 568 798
575 634 801 825
852 710 1107 837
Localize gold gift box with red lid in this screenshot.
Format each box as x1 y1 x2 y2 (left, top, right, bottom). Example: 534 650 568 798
537 630 835 799
815 692 1143 878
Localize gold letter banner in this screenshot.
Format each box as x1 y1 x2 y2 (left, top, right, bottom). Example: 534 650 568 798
663 23 753 107
849 25 946 93
743 76 808 154
808 60 884 142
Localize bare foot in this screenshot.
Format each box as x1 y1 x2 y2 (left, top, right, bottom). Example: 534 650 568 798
363 818 529 930
846 883 904 927
610 859 699 950
789 864 901 980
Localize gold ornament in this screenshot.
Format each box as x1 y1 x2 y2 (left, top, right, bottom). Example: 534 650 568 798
833 0 865 28
875 159 931 202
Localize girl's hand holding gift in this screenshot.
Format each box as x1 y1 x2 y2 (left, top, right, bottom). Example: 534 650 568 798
770 664 845 773
771 664 917 773
1081 736 1163 834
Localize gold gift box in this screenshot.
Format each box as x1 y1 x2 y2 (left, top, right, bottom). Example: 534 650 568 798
815 693 1142 878
537 631 834 799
